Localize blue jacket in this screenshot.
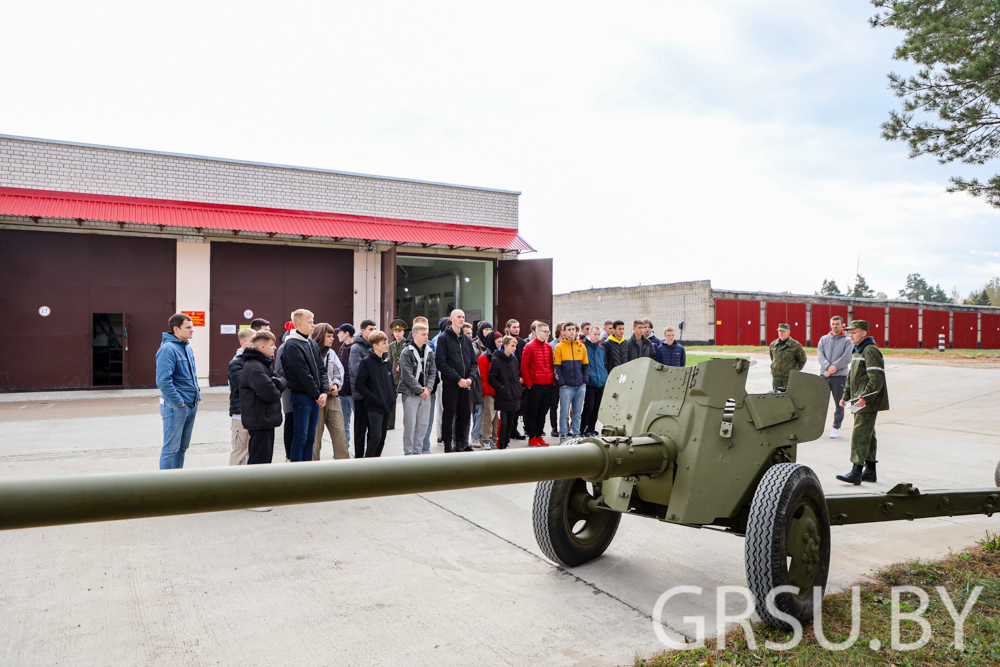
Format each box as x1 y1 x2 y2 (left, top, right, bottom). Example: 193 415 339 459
156 332 200 408
654 341 686 368
583 339 608 387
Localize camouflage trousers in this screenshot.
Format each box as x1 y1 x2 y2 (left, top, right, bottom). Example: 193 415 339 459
772 376 788 391
850 411 878 464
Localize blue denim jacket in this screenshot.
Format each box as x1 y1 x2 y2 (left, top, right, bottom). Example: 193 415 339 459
156 332 200 408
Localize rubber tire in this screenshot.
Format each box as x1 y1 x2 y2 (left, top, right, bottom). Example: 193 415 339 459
533 479 621 567
745 463 831 629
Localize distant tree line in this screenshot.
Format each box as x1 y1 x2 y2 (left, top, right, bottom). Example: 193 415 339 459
816 274 1000 306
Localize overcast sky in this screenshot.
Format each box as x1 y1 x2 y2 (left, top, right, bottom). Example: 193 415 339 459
4 1 998 298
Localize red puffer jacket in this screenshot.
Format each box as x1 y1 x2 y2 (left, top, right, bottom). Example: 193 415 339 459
520 337 555 388
478 352 495 397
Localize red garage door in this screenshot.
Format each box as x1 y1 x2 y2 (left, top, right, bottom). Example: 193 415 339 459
739 300 762 346
922 309 948 348
952 311 978 349
715 299 761 345
766 302 806 345
209 242 354 385
889 307 919 348
983 313 1000 349
851 305 885 346
810 303 849 346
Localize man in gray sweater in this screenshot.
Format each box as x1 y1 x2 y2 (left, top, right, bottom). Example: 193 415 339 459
816 315 854 438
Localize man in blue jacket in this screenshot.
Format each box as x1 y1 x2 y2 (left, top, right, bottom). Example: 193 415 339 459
654 326 686 367
156 313 201 469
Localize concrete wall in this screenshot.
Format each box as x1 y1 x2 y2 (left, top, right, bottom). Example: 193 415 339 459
0 135 519 229
554 280 714 343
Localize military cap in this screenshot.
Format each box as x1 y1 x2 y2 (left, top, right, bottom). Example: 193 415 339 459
776 323 790 331
846 320 869 331
390 319 407 330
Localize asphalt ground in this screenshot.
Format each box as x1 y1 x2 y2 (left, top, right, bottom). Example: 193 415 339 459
1 354 998 666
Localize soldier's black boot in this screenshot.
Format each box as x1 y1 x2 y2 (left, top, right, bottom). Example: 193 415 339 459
836 464 864 485
862 461 877 483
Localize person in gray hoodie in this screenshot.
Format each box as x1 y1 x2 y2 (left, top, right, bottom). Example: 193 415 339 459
155 313 201 470
817 315 854 439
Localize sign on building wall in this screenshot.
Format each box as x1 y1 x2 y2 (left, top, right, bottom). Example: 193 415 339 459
182 311 206 326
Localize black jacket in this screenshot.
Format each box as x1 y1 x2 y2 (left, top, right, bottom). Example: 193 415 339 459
339 340 353 396
227 348 247 416
604 337 629 373
239 349 288 430
488 349 523 412
281 333 329 400
435 326 479 386
626 335 655 362
354 348 396 414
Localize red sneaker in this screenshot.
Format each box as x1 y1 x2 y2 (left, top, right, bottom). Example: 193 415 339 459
528 437 541 447
536 437 550 447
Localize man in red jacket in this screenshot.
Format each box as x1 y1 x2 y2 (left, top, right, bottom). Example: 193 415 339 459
520 323 555 447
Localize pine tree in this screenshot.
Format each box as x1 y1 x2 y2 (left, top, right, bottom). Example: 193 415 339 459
817 279 843 296
848 274 876 298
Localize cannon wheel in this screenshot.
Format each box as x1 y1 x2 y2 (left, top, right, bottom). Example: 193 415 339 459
533 479 621 567
745 463 831 629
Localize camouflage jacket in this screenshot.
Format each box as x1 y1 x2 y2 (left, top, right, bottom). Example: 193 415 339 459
389 339 405 385
841 337 889 413
769 337 807 380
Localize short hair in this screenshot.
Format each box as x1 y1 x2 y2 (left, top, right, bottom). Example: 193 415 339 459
581 321 591 328
563 321 577 330
664 326 676 334
613 320 625 328
291 309 313 325
360 319 377 330
535 322 550 332
530 320 540 331
368 330 388 346
501 335 518 348
413 316 428 326
462 322 473 331
632 320 645 328
831 315 844 323
604 320 613 326
238 328 255 341
252 330 276 345
643 318 653 326
250 318 270 330
451 308 465 318
412 323 428 334
168 313 192 331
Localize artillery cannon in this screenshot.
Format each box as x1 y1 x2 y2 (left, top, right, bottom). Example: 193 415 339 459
2 358 998 630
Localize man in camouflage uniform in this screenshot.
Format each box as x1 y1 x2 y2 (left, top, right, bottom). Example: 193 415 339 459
835 320 889 485
387 319 408 430
768 323 807 391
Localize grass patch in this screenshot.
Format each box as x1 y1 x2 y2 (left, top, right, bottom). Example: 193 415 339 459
686 354 748 367
635 532 1000 666
686 345 1000 359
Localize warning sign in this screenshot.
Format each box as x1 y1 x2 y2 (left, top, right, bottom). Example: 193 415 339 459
182 311 206 326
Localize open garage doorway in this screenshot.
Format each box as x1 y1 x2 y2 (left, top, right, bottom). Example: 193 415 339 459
396 256 494 330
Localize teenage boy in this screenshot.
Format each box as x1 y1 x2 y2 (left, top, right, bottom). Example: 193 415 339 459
281 309 328 462
554 322 589 443
604 320 628 373
335 323 356 442
521 322 556 447
504 319 528 440
601 320 614 341
435 309 479 453
240 330 287 466
226 327 255 466
626 320 655 361
156 313 200 470
354 330 395 457
817 316 853 439
654 326 686 367
349 319 378 458
580 326 608 437
250 318 271 331
579 322 592 340
398 322 437 455
644 319 662 347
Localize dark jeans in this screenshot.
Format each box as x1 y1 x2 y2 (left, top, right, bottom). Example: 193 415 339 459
824 375 847 429
498 410 517 449
247 429 275 465
290 393 320 462
353 399 369 459
282 411 294 460
365 409 390 457
524 384 556 438
580 385 605 435
441 382 472 448
548 394 558 430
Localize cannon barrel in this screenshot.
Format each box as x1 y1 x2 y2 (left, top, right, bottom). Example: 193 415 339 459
0 437 670 531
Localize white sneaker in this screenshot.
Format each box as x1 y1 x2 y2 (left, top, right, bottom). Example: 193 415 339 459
247 507 272 512
829 429 840 439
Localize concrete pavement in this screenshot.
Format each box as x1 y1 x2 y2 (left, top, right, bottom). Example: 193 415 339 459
1 354 998 666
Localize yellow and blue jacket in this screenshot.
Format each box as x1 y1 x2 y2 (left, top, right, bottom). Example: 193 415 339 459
554 338 589 387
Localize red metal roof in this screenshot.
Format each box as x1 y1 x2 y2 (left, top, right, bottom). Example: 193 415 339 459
0 187 534 253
